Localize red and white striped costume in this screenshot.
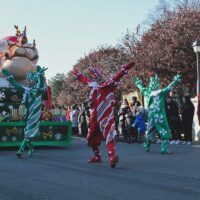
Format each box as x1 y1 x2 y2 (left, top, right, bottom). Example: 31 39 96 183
73 62 135 167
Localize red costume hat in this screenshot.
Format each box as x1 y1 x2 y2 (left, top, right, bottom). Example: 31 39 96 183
88 66 102 80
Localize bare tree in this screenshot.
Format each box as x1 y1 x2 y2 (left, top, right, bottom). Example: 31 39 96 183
120 0 200 96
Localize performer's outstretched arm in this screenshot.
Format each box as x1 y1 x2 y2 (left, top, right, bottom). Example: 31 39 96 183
100 62 135 87
35 66 47 93
73 69 92 85
112 62 135 82
133 77 147 95
161 74 182 95
2 69 25 93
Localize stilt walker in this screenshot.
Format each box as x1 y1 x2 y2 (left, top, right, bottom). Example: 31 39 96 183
2 66 47 158
73 62 134 167
133 74 181 154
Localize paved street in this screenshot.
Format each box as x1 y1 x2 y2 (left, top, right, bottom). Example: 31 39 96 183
0 138 200 200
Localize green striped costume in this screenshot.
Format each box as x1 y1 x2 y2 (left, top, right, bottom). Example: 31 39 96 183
2 66 47 158
24 94 42 138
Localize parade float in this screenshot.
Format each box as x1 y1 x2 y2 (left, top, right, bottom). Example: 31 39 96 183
0 26 71 147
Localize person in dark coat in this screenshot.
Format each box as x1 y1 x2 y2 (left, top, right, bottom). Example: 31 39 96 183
78 102 90 136
165 92 182 144
118 99 131 141
181 95 195 145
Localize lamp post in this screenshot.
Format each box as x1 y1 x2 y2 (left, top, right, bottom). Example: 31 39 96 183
192 39 200 141
192 39 200 95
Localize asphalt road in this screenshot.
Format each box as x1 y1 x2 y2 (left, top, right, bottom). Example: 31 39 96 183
0 138 200 200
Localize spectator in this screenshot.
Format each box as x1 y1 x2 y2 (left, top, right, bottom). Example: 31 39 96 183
165 91 182 144
129 96 141 142
114 100 121 135
78 102 89 137
132 106 146 143
118 99 131 141
70 104 79 136
181 95 195 145
125 111 134 144
130 96 141 115
66 106 71 122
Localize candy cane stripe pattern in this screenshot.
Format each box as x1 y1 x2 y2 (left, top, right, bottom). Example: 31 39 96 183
2 66 47 158
97 92 114 122
73 62 135 167
25 95 42 138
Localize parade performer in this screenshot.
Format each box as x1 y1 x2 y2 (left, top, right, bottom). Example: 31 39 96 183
133 74 181 154
2 66 47 158
73 62 134 168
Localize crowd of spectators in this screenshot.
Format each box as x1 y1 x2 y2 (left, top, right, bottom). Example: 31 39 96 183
66 91 195 145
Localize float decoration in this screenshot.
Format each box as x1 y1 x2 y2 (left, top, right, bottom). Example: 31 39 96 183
0 26 71 152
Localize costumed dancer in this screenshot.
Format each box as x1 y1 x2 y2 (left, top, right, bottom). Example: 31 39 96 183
133 74 181 154
73 62 135 167
2 66 47 158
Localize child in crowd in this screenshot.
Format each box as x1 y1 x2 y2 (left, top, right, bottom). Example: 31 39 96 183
132 106 146 143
